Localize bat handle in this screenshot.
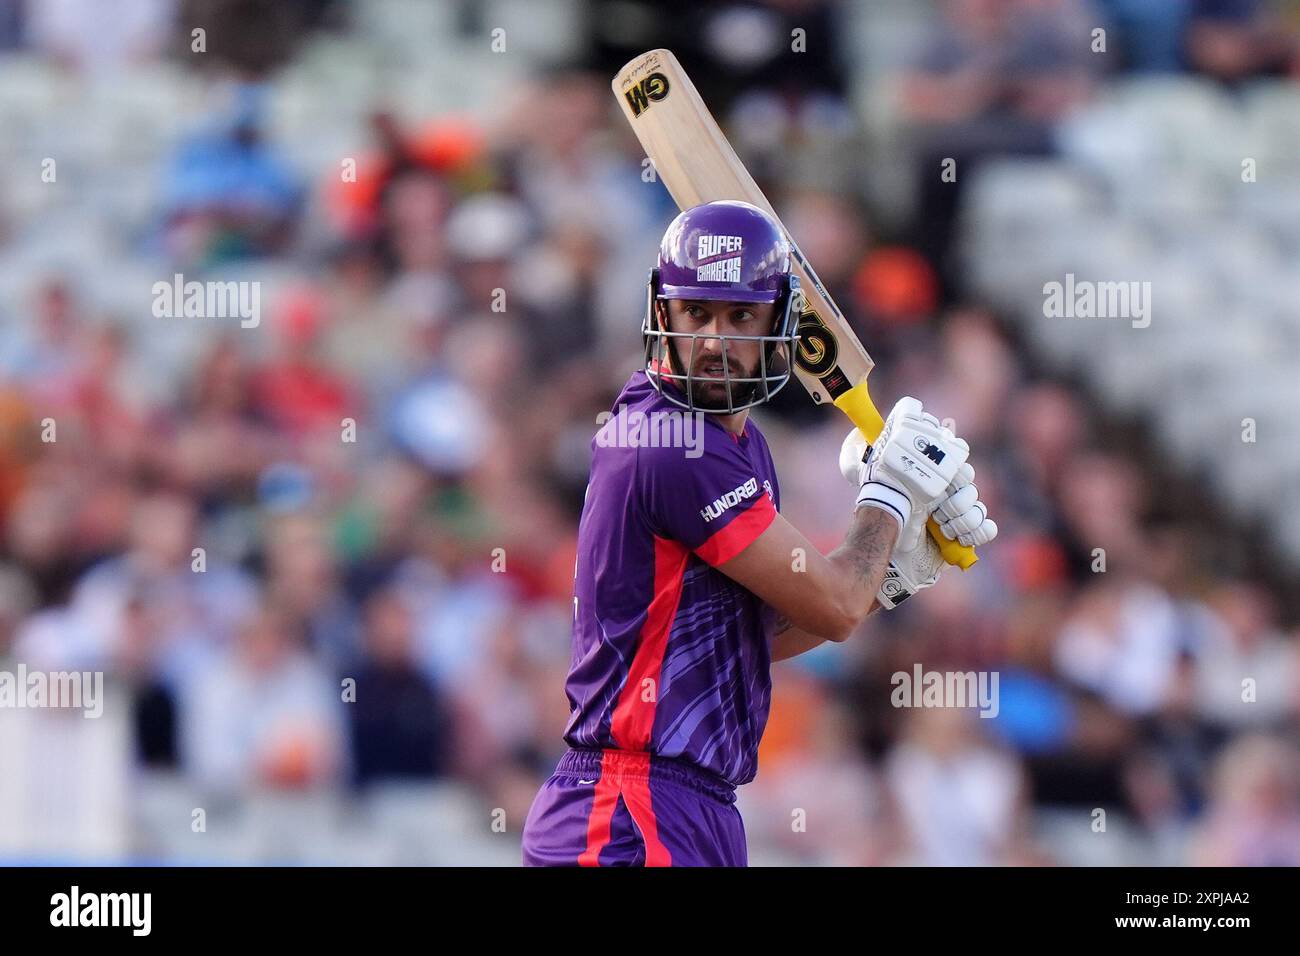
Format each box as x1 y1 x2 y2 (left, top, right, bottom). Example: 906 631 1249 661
832 382 979 570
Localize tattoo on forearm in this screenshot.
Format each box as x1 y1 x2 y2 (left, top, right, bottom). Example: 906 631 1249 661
772 612 793 637
831 508 896 591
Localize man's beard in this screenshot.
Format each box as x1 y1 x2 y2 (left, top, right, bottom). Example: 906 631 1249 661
668 339 762 411
690 371 761 411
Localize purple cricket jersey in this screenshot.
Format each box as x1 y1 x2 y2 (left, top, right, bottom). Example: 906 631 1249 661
562 369 781 788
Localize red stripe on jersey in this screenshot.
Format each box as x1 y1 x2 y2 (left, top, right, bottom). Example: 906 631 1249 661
609 536 689 752
694 494 776 566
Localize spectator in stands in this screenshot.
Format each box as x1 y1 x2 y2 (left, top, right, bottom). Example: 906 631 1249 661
1190 734 1300 865
900 0 1100 276
171 338 276 494
1094 0 1190 72
179 0 321 79
180 602 345 795
1055 452 1148 576
262 510 360 672
0 278 85 405
1054 577 1185 716
24 0 173 75
252 286 359 442
55 491 255 676
160 83 304 266
1193 582 1299 730
346 586 452 788
1185 0 1298 83
884 705 1032 865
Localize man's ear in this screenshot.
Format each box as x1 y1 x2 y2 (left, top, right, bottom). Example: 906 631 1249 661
656 302 678 375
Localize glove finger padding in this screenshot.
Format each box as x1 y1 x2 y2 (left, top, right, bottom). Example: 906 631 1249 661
939 506 998 547
956 516 997 548
938 499 985 539
946 462 975 493
971 518 998 547
936 483 979 523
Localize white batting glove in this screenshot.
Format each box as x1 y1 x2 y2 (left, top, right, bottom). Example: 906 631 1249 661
840 419 996 609
839 420 931 541
843 397 969 535
878 462 999 607
877 518 947 609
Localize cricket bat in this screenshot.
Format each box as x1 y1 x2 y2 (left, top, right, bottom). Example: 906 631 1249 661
613 49 977 569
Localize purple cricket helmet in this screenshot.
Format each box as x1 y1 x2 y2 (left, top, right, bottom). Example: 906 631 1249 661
643 200 801 414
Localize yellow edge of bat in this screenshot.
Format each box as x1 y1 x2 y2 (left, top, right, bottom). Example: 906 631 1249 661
613 49 977 570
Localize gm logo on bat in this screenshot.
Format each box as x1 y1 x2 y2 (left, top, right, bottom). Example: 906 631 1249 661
794 307 839 377
625 73 670 116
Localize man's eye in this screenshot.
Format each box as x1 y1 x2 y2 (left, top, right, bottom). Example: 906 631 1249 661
686 306 705 318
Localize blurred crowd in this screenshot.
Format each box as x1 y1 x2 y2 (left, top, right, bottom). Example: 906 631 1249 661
0 0 1299 865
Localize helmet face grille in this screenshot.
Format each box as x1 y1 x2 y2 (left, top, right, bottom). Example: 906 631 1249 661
643 270 801 414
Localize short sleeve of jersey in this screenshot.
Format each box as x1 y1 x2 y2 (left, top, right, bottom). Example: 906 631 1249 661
637 434 777 566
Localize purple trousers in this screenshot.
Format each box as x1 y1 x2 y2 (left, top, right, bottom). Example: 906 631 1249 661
522 748 747 867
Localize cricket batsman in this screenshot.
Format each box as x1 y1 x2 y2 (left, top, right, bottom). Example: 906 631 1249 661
521 200 998 866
